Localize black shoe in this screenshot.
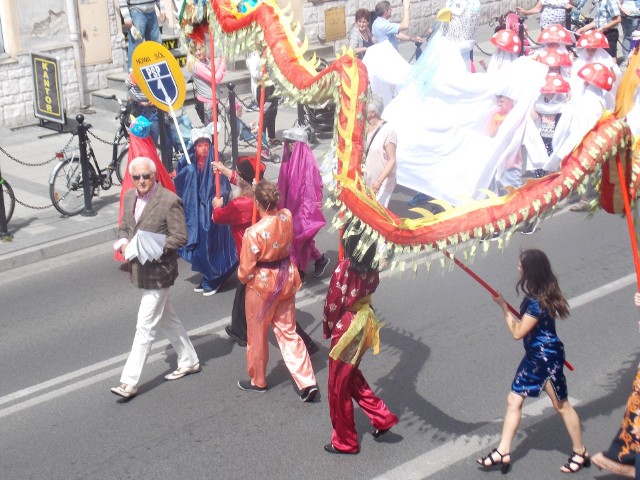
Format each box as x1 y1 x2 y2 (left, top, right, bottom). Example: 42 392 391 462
237 379 266 393
324 443 359 455
225 326 247 347
298 269 306 285
306 341 319 355
372 427 391 438
313 254 330 278
300 385 319 402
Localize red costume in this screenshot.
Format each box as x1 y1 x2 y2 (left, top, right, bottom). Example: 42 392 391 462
323 258 398 453
212 195 253 255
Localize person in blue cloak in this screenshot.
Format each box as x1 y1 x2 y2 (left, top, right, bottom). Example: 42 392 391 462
174 126 238 296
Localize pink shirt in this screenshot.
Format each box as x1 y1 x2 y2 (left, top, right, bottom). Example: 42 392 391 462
134 182 158 222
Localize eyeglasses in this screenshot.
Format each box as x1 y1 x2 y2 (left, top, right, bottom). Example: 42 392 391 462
131 173 153 181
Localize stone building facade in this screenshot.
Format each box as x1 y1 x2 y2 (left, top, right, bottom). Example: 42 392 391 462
0 0 534 128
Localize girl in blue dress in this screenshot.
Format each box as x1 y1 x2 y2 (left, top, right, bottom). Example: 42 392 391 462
477 249 589 474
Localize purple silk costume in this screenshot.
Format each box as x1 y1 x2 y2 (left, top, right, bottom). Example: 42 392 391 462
277 141 326 271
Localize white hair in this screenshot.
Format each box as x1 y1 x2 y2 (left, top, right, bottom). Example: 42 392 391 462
128 157 157 175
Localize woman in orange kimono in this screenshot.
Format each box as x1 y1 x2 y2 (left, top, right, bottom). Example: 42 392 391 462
237 180 319 402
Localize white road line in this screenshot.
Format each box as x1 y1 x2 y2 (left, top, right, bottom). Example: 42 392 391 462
0 284 328 416
372 397 581 480
0 272 632 423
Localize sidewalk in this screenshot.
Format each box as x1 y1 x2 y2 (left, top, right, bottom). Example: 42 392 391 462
0 20 539 273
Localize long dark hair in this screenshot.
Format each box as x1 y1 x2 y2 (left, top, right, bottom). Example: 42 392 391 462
517 249 569 319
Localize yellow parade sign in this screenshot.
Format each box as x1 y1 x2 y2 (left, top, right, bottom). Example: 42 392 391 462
131 41 186 113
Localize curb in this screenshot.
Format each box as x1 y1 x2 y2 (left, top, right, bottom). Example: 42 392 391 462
0 224 118 273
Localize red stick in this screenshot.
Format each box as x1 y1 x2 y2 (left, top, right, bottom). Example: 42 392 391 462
615 154 640 290
252 62 267 225
209 33 221 197
442 249 575 371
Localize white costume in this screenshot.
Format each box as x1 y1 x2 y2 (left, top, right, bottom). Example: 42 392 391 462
379 33 547 205
545 82 607 171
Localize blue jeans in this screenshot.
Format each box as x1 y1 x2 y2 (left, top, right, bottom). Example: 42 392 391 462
622 15 640 58
127 9 162 69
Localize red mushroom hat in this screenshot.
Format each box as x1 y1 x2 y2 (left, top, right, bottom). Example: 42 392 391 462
490 29 522 55
541 72 570 93
578 63 614 91
532 47 572 67
576 30 609 49
538 24 575 45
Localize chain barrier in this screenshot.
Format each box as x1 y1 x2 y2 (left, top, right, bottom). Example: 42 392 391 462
2 183 53 210
0 135 81 212
0 134 75 167
474 42 492 57
87 128 129 148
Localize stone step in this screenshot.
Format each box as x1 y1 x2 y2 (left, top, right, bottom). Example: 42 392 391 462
93 70 254 113
93 42 333 113
90 88 129 112
226 42 335 71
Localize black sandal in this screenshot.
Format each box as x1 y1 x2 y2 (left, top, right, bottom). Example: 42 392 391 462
560 448 590 473
477 448 511 474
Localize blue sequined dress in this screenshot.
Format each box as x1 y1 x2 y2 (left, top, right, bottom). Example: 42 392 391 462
511 296 568 400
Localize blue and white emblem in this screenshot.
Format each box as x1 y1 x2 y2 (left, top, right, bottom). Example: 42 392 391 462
140 61 178 106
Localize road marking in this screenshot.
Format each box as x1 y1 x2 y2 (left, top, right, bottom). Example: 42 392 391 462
0 272 633 425
372 397 581 480
0 287 327 418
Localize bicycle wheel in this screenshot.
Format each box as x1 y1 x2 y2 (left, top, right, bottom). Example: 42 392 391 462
115 146 129 184
1 179 15 224
49 158 96 216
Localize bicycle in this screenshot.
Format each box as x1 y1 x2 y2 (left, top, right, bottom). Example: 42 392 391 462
0 173 15 224
49 105 128 216
111 95 131 183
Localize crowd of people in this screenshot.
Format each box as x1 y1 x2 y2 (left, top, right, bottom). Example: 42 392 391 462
109 0 640 472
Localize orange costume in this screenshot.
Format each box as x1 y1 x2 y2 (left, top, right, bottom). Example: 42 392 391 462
238 208 316 391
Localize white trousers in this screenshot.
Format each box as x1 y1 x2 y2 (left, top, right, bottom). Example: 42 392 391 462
120 287 199 386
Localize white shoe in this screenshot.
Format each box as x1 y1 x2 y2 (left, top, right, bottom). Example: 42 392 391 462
110 383 138 399
164 363 202 381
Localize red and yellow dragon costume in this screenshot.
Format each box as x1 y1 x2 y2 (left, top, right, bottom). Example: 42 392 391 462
179 0 640 267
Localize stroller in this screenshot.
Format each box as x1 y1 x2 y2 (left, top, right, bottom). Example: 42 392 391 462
220 99 281 164
191 72 281 163
295 58 336 144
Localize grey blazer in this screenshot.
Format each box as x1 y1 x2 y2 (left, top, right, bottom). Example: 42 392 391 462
118 185 188 290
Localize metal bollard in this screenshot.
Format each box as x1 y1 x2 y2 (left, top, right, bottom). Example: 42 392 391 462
518 16 526 56
77 114 96 217
0 163 11 239
227 82 239 169
158 112 173 174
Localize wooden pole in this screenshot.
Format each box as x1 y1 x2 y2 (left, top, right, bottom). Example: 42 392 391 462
616 154 640 289
252 60 267 225
442 248 574 371
209 33 221 197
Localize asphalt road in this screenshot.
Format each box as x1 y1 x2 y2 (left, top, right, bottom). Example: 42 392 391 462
1 204 638 480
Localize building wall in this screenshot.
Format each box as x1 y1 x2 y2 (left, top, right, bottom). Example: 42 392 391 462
0 0 537 128
0 0 125 128
301 0 536 52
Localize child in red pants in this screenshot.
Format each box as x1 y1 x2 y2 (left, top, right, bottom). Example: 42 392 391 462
322 226 398 454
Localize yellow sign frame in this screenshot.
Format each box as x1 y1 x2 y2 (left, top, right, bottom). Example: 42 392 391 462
131 41 186 113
